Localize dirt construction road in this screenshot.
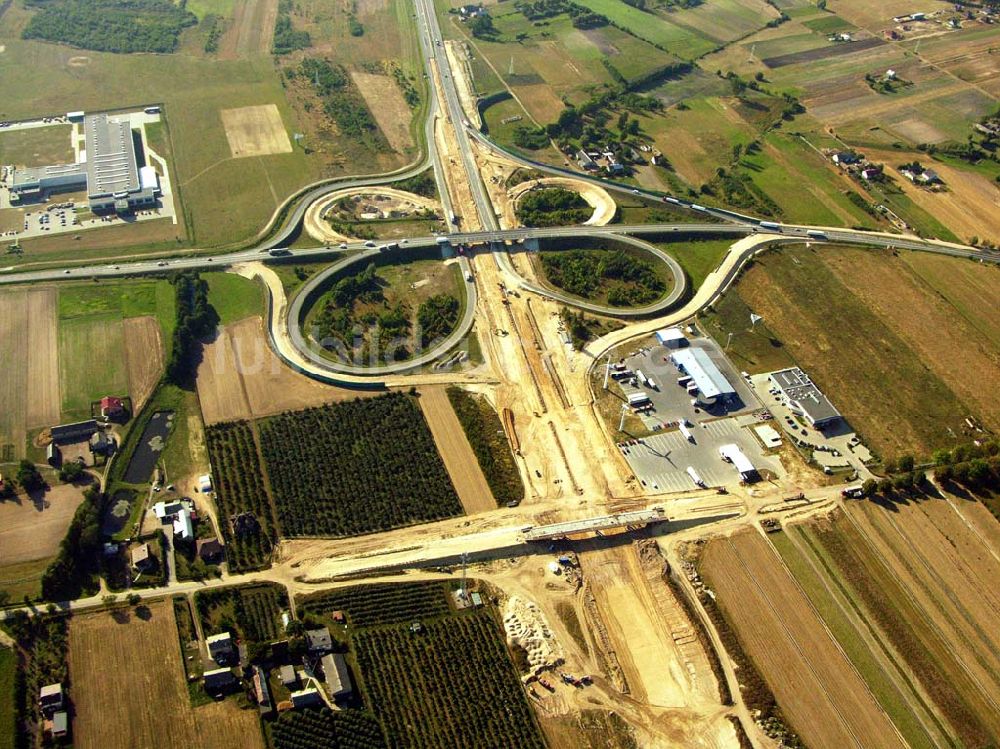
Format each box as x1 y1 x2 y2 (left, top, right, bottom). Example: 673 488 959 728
419 386 497 514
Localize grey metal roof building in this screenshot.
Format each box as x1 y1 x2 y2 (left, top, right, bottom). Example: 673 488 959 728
321 653 353 699
768 367 841 427
9 112 158 214
670 348 736 401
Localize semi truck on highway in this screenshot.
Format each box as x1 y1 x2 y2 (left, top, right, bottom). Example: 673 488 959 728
268 248 292 257
435 236 450 245
759 221 782 231
807 229 826 239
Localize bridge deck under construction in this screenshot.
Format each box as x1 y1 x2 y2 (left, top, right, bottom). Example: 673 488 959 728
522 507 666 541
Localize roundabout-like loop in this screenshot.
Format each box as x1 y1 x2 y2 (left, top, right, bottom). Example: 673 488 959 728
281 232 690 380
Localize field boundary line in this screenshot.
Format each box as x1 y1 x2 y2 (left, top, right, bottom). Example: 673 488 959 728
940 492 1000 565
783 522 954 749
728 534 867 749
857 502 1000 682
841 506 1000 719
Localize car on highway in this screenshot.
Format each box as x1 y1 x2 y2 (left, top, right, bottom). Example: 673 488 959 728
339 243 347 249
63 269 70 274
157 261 168 267
364 240 376 248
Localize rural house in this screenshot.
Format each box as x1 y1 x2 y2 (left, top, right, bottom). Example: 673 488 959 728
99 395 125 419
203 667 236 692
130 542 154 571
305 627 333 654
290 688 323 709
196 538 224 563
207 632 236 663
39 683 64 715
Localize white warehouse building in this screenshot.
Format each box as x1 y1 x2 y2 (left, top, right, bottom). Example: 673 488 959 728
669 347 736 404
10 113 159 214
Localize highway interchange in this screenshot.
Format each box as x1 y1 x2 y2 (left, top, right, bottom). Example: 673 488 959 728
1 0 998 385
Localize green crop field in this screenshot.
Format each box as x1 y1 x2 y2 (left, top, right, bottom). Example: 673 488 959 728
58 314 128 419
0 647 15 749
571 0 716 57
55 280 175 420
295 581 546 749
660 237 733 289
205 272 264 325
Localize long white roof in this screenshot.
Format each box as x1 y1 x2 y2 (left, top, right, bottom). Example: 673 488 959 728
670 348 734 399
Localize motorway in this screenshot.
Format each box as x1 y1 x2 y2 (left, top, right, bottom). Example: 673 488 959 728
1 0 998 386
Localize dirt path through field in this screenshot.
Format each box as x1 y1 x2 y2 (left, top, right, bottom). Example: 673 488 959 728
418 386 497 514
219 0 277 59
123 316 165 411
0 290 28 459
25 287 60 428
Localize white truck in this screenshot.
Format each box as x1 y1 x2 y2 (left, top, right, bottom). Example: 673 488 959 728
686 466 706 487
679 421 695 443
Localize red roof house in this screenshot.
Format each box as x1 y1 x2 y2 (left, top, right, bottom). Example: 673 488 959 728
100 396 125 418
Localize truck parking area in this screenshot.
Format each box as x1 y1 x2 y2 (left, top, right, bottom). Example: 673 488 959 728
608 330 785 491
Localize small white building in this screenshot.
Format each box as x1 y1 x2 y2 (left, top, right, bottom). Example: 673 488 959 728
198 475 213 493
173 508 193 539
719 443 759 482
655 327 687 349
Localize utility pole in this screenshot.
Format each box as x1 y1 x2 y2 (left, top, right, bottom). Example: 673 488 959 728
726 331 733 351
459 551 469 600
619 403 628 433
603 356 611 390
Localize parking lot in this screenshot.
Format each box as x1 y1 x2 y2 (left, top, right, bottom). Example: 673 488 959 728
608 333 784 491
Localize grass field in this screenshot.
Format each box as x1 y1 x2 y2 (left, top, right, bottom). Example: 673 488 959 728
0 557 51 602
205 271 264 325
55 280 174 420
0 124 74 166
660 237 733 289
700 246 1000 459
0 647 13 749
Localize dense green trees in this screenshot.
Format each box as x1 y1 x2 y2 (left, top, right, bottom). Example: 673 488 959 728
257 394 463 537
300 582 450 627
15 459 44 493
165 272 216 385
204 421 278 572
541 249 666 306
416 294 459 346
446 388 524 506
516 187 591 227
23 0 196 53
291 58 383 146
353 611 546 749
273 0 311 54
